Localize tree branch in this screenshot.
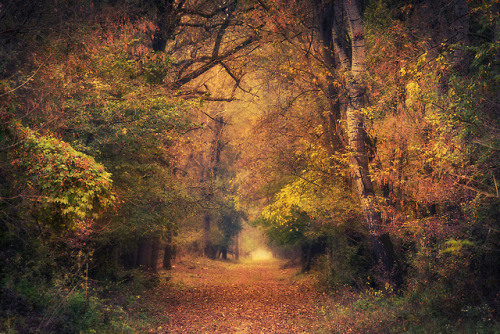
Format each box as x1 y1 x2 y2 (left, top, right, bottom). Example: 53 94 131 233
170 34 258 89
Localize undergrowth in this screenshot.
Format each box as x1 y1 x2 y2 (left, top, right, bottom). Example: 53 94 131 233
0 268 162 334
323 286 499 334
313 258 500 334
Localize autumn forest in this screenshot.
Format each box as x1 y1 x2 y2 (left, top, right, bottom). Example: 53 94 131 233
0 0 499 333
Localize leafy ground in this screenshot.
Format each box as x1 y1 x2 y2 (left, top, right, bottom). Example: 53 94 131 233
123 256 499 334
132 256 336 333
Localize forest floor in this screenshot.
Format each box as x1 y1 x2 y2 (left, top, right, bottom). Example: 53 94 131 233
133 255 339 333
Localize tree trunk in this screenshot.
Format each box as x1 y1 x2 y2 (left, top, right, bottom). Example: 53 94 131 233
220 247 228 260
315 0 345 153
203 115 225 259
150 236 160 273
123 246 138 269
204 212 217 259
163 231 174 270
341 0 401 284
137 237 153 269
450 0 469 72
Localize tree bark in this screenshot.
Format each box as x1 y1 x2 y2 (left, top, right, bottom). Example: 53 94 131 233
315 0 345 153
340 0 401 284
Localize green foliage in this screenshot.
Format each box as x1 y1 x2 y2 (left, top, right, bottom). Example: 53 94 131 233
314 230 372 289
323 284 499 333
9 124 114 231
1 5 197 332
0 271 160 333
259 206 311 248
442 238 473 255
17 10 200 272
215 200 245 249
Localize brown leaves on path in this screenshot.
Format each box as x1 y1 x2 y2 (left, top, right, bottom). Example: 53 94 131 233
139 257 332 333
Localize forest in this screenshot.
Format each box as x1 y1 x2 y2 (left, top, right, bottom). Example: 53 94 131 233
0 0 498 332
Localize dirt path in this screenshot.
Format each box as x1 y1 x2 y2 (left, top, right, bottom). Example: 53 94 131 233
140 257 332 333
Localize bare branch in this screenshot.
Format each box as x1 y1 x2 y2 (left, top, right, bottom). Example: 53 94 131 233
174 89 236 102
170 34 258 89
212 1 237 58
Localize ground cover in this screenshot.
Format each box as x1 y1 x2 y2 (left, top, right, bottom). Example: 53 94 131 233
133 257 334 333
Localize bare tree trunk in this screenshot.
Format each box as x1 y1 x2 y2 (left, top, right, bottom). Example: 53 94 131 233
150 236 160 273
315 0 345 153
163 230 174 270
341 0 401 284
137 237 152 269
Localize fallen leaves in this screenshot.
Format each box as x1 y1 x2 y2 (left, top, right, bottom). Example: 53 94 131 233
136 258 331 333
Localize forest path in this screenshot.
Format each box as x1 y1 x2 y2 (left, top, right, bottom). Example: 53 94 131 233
139 256 333 333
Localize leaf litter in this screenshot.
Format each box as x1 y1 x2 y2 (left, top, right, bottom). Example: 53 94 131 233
135 257 333 333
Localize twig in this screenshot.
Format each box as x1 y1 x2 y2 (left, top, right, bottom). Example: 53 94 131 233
0 56 49 97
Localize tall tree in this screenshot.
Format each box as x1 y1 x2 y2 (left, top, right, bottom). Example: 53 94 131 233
203 115 226 258
329 0 400 282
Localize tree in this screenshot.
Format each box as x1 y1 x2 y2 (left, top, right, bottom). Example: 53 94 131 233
331 0 400 282
0 1 200 276
202 114 227 258
248 0 401 283
217 200 245 259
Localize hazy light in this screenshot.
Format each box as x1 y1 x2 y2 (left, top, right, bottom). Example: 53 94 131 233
249 248 273 261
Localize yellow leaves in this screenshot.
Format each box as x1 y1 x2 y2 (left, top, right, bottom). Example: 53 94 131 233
405 81 420 108
417 51 427 64
10 125 115 231
314 124 323 136
441 239 474 256
405 81 419 93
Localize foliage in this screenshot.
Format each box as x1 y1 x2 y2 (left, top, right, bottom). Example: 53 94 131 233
0 0 499 331
361 0 500 312
1 1 198 331
20 5 199 272
0 269 162 333
215 200 245 250
7 123 114 231
324 285 499 334
244 0 499 324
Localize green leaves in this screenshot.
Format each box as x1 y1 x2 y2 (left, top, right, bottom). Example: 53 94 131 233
10 124 114 231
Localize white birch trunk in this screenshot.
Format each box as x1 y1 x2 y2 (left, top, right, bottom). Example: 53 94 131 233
343 0 396 277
